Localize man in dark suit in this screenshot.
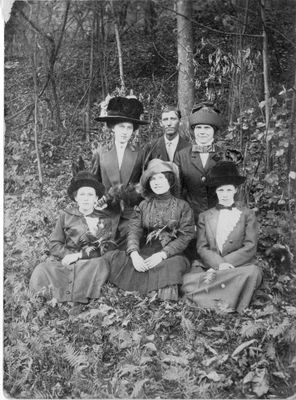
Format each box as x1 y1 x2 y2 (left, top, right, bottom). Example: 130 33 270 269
143 105 190 168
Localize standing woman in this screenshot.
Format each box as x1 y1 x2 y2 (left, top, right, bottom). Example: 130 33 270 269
182 161 262 312
30 171 115 307
92 96 149 247
175 102 231 224
103 159 196 301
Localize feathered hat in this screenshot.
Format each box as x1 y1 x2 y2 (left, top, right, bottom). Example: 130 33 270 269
95 96 149 125
67 170 105 200
207 161 246 187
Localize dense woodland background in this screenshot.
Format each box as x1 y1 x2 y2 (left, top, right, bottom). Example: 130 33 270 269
3 0 296 398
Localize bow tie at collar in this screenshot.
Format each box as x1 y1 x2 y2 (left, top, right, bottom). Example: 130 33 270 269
216 203 235 210
192 144 215 153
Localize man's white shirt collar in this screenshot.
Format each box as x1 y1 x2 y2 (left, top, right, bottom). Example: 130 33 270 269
164 134 179 147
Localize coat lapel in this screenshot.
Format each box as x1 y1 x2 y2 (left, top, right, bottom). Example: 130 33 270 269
158 137 170 161
190 150 205 174
102 145 121 186
204 152 219 171
120 144 138 186
206 208 219 240
176 136 189 152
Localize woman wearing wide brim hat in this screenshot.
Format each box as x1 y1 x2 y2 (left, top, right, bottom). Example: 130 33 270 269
91 96 149 249
182 161 262 313
30 171 117 313
103 158 195 301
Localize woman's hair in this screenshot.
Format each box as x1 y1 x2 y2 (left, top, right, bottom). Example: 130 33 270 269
142 171 179 198
107 120 138 131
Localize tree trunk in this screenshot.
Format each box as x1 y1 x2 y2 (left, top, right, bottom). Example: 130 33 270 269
176 0 194 121
287 67 296 205
85 8 95 143
96 3 107 99
110 1 125 92
260 0 271 172
32 34 43 192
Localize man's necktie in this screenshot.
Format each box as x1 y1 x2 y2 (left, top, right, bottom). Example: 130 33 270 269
166 141 174 161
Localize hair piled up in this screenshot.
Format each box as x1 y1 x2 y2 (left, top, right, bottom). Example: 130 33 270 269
141 171 180 198
107 120 139 131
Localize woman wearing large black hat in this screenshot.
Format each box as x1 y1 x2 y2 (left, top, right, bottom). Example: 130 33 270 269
91 96 149 248
182 161 262 313
29 171 116 313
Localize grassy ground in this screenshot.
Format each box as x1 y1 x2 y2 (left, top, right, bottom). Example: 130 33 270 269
3 142 296 399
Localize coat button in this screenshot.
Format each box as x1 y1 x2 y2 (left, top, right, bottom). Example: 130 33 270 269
66 291 70 295
201 176 206 182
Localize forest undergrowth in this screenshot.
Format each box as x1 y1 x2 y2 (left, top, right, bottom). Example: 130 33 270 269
3 137 296 399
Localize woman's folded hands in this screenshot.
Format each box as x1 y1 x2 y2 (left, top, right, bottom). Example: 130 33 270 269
130 251 167 272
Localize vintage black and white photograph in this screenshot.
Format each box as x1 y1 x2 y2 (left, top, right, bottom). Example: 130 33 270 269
3 0 296 398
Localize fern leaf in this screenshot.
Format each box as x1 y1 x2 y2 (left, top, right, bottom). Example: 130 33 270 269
63 344 89 371
240 321 264 338
269 317 290 338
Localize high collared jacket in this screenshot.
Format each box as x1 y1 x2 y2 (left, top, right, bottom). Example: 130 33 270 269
92 142 144 193
91 142 144 241
143 135 190 168
174 145 225 222
49 205 117 259
196 206 258 270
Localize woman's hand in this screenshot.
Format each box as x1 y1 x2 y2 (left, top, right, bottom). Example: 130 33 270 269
130 251 147 272
96 196 107 208
62 253 82 266
218 262 235 271
144 252 165 270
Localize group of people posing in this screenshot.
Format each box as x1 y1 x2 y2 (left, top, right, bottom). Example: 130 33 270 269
30 97 262 313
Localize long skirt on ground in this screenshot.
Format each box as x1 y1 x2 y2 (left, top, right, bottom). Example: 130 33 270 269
105 240 190 294
182 264 262 312
29 257 109 303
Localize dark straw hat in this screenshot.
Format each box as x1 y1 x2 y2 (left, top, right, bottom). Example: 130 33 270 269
207 161 246 188
189 102 223 129
95 96 149 125
67 171 105 200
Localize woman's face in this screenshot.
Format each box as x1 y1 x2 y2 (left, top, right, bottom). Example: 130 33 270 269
216 184 237 206
194 124 215 145
149 173 170 195
75 186 98 214
113 122 134 144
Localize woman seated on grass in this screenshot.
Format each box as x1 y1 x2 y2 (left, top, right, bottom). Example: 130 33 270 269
103 158 196 301
30 171 116 311
182 161 262 312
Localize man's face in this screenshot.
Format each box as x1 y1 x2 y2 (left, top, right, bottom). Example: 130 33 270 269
160 111 180 140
